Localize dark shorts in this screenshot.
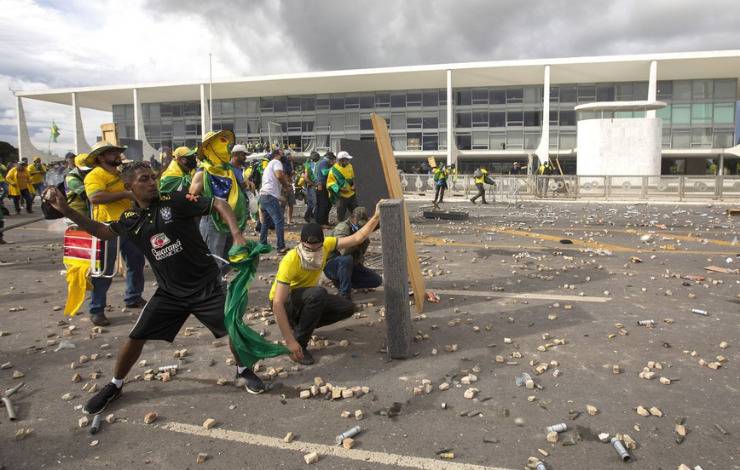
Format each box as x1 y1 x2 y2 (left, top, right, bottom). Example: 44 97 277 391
129 280 227 342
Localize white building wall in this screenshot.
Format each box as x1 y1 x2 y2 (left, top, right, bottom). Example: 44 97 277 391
576 118 662 175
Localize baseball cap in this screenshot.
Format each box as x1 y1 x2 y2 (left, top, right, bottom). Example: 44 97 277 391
337 151 353 160
300 223 325 244
173 146 197 158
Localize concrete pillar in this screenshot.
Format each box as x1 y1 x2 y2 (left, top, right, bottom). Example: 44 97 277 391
534 65 551 166
379 199 412 360
647 60 658 118
133 88 141 140
133 88 160 160
446 69 455 166
200 83 211 137
16 96 48 161
72 92 91 154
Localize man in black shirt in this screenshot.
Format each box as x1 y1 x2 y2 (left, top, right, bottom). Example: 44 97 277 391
43 161 266 415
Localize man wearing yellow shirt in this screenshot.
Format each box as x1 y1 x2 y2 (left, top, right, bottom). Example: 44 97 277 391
327 151 357 221
28 156 48 195
6 161 34 214
269 208 380 366
83 141 146 326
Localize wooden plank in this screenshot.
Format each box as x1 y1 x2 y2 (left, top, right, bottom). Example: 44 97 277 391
371 113 426 313
100 123 119 146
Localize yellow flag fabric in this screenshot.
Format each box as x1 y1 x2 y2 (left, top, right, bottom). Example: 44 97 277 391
63 257 91 317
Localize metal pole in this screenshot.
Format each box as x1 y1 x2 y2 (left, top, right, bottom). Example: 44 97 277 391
209 53 213 132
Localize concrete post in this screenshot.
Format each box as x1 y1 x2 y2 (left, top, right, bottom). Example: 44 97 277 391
379 199 412 360
647 60 658 118
200 83 211 137
133 88 141 140
446 69 454 166
72 92 91 154
535 65 551 164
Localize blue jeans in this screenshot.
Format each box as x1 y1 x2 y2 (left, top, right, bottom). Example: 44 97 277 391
199 216 233 276
259 194 285 250
323 255 382 296
89 237 146 315
304 187 316 220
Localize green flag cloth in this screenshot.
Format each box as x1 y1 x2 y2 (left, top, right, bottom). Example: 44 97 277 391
225 241 289 368
51 121 60 142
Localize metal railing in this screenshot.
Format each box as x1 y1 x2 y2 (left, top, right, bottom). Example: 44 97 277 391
399 173 740 201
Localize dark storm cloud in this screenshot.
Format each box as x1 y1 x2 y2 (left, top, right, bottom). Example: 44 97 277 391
146 0 740 73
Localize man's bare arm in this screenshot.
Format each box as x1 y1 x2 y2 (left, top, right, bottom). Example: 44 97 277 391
189 171 204 195
44 188 116 240
212 198 246 247
336 204 381 251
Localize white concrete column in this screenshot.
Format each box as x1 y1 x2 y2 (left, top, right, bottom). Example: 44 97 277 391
16 96 48 161
534 65 551 165
133 88 141 140
200 83 211 137
72 92 91 154
446 69 455 166
132 88 161 160
647 60 658 118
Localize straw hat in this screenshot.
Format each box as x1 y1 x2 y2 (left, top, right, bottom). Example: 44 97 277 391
84 141 127 167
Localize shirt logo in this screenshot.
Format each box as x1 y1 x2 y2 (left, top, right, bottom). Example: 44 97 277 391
150 233 171 249
160 206 173 223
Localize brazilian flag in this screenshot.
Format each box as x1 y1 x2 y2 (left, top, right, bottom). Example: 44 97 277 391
201 161 247 232
225 242 289 367
51 121 60 142
326 164 354 204
159 160 193 194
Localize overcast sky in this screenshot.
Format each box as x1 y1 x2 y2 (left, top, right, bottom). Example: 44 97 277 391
1 0 739 156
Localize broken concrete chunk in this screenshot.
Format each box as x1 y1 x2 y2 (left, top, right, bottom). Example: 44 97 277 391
196 453 208 464
144 412 158 424
649 406 663 417
105 414 115 424
675 424 687 437
12 370 24 379
203 418 217 429
598 432 610 442
546 431 558 443
463 388 479 399
78 416 89 428
586 405 599 416
342 437 355 449
636 406 650 417
284 432 294 443
354 409 364 420
300 390 311 399
304 452 319 464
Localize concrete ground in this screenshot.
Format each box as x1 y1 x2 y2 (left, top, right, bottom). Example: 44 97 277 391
0 199 738 470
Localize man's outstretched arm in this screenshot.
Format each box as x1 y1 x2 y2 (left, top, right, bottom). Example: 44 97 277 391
43 188 116 240
211 198 246 247
336 201 382 250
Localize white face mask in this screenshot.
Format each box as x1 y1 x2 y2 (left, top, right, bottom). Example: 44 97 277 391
297 243 324 271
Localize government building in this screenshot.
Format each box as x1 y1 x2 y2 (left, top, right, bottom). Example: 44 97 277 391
16 50 740 175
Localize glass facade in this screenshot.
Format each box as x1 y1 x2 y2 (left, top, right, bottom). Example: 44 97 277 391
112 78 736 152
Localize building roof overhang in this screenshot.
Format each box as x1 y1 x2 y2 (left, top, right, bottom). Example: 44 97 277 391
15 50 740 112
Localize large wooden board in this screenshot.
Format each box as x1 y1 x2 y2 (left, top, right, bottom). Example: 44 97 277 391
339 139 389 210
371 113 426 314
100 123 119 146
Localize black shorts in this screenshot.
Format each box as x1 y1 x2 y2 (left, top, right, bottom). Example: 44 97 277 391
129 281 227 342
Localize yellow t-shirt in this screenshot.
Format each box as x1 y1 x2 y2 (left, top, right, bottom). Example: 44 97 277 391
269 236 338 301
84 166 131 222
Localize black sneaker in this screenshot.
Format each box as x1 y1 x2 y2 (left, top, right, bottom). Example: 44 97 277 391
125 298 147 309
235 368 266 395
90 313 111 326
84 383 121 414
296 348 315 366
